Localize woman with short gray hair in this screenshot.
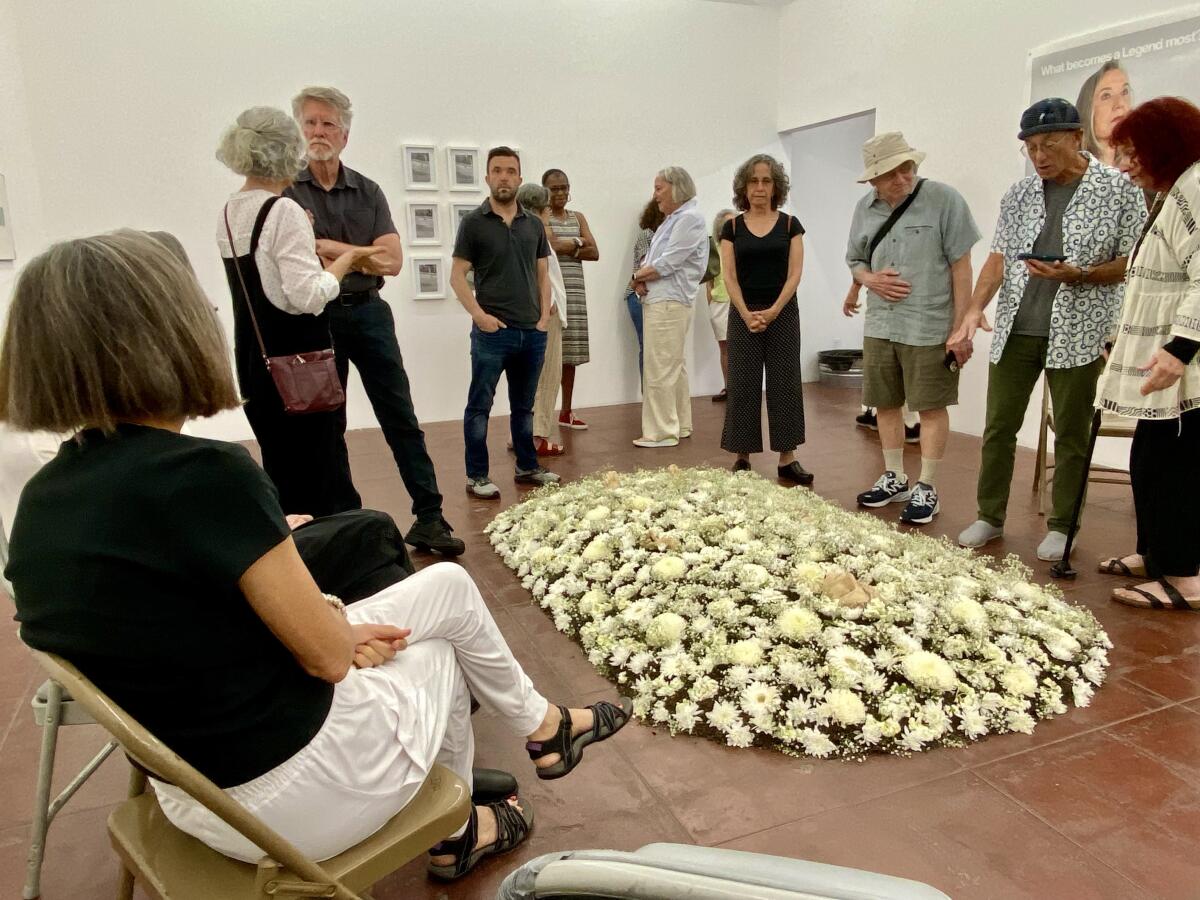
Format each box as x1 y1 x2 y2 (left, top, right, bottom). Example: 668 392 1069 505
216 106 381 516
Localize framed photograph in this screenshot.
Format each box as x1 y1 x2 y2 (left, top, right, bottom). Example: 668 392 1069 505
411 256 446 300
0 174 15 261
406 201 441 245
403 144 438 190
448 201 477 241
446 146 481 191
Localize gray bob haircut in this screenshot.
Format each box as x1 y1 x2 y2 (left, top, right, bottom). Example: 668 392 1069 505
657 166 697 205
292 85 353 129
215 106 306 181
712 208 736 242
516 183 550 214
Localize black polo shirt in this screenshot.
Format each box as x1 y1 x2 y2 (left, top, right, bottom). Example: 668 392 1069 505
284 163 397 294
452 198 550 328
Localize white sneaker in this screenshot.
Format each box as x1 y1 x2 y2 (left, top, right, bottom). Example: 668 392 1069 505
959 520 1003 548
1037 530 1068 562
465 477 500 499
632 436 679 448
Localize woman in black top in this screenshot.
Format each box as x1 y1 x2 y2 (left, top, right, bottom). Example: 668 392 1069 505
719 154 812 484
0 232 630 882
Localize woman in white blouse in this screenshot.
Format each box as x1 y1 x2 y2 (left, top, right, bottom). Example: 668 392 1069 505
216 107 380 517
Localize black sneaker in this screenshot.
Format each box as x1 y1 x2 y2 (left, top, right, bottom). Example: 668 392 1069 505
904 422 921 444
514 466 561 486
856 471 911 508
405 517 466 557
899 482 940 524
855 409 878 431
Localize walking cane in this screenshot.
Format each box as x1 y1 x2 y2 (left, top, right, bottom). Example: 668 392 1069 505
1049 408 1104 579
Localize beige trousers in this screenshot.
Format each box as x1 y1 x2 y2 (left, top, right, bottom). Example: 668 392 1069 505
533 315 563 439
641 299 693 441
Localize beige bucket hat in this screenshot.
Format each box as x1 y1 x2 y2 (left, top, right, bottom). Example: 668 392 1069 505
857 131 927 183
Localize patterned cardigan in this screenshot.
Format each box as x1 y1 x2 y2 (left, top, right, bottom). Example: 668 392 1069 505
1096 161 1200 419
988 154 1146 369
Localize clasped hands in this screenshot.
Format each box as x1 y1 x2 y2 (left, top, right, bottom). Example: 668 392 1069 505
740 306 780 333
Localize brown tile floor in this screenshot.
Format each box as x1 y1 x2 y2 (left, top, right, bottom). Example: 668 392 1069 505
3 384 1199 899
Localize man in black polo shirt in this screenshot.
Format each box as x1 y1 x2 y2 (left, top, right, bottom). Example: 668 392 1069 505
285 86 462 556
451 146 560 499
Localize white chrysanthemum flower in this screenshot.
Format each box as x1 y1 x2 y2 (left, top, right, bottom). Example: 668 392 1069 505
688 676 720 702
584 505 611 522
581 536 611 561
861 717 884 745
725 526 751 545
826 646 876 687
1071 679 1094 708
532 546 556 566
728 639 764 666
578 589 611 619
824 688 867 725
627 650 655 674
1000 665 1037 697
776 606 822 641
799 727 837 757
740 563 771 589
949 597 988 632
627 495 653 511
1080 659 1105 685
1043 628 1082 661
1005 710 1036 734
901 651 959 693
672 700 701 731
740 681 781 716
726 722 755 748
792 561 824 587
707 700 740 731
646 612 687 647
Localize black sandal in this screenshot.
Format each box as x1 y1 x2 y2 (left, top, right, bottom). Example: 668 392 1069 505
1112 578 1200 611
427 797 534 881
526 698 633 780
1098 556 1146 578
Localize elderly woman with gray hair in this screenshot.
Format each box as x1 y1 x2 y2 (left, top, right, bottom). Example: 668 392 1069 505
216 106 381 517
630 167 709 448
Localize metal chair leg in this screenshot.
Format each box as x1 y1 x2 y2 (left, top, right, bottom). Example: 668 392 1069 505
24 680 63 899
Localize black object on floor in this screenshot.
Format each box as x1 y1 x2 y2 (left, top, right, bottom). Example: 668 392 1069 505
778 461 814 485
1050 408 1102 580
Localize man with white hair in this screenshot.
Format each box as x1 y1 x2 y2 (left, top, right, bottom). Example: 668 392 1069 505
285 86 463 557
845 132 980 525
631 167 709 448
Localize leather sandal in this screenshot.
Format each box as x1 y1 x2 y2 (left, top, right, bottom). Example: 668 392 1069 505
1098 556 1147 578
526 698 633 780
1111 578 1200 611
427 797 534 881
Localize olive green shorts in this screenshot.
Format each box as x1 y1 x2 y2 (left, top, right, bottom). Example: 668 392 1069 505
862 336 958 412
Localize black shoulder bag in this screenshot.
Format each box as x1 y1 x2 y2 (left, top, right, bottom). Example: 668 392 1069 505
867 178 925 263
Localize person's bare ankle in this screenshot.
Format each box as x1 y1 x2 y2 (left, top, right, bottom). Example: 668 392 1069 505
527 705 562 742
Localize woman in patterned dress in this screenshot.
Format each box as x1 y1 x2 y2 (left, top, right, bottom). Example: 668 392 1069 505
542 169 599 430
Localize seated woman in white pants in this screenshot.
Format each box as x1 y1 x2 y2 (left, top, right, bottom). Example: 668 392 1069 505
1 232 631 883
631 167 710 448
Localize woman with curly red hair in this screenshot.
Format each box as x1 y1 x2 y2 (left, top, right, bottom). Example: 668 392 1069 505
1096 96 1200 610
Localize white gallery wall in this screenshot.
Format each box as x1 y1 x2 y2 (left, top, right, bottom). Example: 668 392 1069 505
0 0 781 442
777 0 1189 467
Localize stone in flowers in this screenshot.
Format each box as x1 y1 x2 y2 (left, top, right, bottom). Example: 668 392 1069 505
485 467 1112 759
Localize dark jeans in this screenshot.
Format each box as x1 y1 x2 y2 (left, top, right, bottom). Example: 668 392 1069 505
1131 408 1200 578
625 290 644 378
293 508 414 603
465 325 547 478
328 297 443 524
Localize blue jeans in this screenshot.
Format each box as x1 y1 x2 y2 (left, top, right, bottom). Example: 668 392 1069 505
625 290 644 378
464 325 547 479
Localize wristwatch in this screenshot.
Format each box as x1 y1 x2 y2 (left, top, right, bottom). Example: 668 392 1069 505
1076 265 1092 284
572 237 584 248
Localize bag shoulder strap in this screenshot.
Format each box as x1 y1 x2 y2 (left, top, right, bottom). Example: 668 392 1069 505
867 178 925 262
249 195 283 255
223 202 270 363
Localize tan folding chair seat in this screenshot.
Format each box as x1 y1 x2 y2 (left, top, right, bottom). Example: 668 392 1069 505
1033 380 1135 515
30 649 471 900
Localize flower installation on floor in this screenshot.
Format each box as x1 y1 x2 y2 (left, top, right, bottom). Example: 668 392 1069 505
486 466 1113 759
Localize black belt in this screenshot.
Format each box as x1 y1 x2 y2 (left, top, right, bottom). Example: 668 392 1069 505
335 290 379 306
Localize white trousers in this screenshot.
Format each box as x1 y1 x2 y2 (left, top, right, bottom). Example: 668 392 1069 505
641 299 693 441
153 564 549 862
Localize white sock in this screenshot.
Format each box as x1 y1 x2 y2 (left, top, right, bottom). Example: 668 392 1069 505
883 448 905 477
919 457 941 487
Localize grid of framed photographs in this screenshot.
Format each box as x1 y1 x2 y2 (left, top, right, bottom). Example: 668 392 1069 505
400 143 491 299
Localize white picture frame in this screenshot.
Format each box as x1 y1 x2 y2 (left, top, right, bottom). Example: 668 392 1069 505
411 256 446 300
446 146 481 191
0 174 15 261
402 143 438 190
406 201 441 245
448 201 477 242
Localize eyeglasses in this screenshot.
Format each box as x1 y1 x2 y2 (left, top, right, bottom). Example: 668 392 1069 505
1020 137 1065 159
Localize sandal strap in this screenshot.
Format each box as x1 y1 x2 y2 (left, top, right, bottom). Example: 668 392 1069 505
589 699 629 741
1156 578 1198 611
428 803 478 876
1123 586 1165 609
491 799 532 852
525 705 572 762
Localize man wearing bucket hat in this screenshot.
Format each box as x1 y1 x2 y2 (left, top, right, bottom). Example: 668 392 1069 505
949 98 1145 561
845 132 980 525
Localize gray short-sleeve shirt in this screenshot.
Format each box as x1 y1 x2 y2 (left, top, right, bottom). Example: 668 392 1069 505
283 164 397 294
452 199 550 328
845 179 981 346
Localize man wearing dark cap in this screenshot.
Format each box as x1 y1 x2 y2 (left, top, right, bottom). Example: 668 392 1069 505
951 98 1146 561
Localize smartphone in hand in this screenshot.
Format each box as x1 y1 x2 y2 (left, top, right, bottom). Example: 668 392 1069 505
1016 252 1068 263
943 350 960 373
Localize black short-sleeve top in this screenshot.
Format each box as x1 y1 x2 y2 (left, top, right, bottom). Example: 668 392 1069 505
720 212 805 309
452 199 551 328
6 425 333 788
